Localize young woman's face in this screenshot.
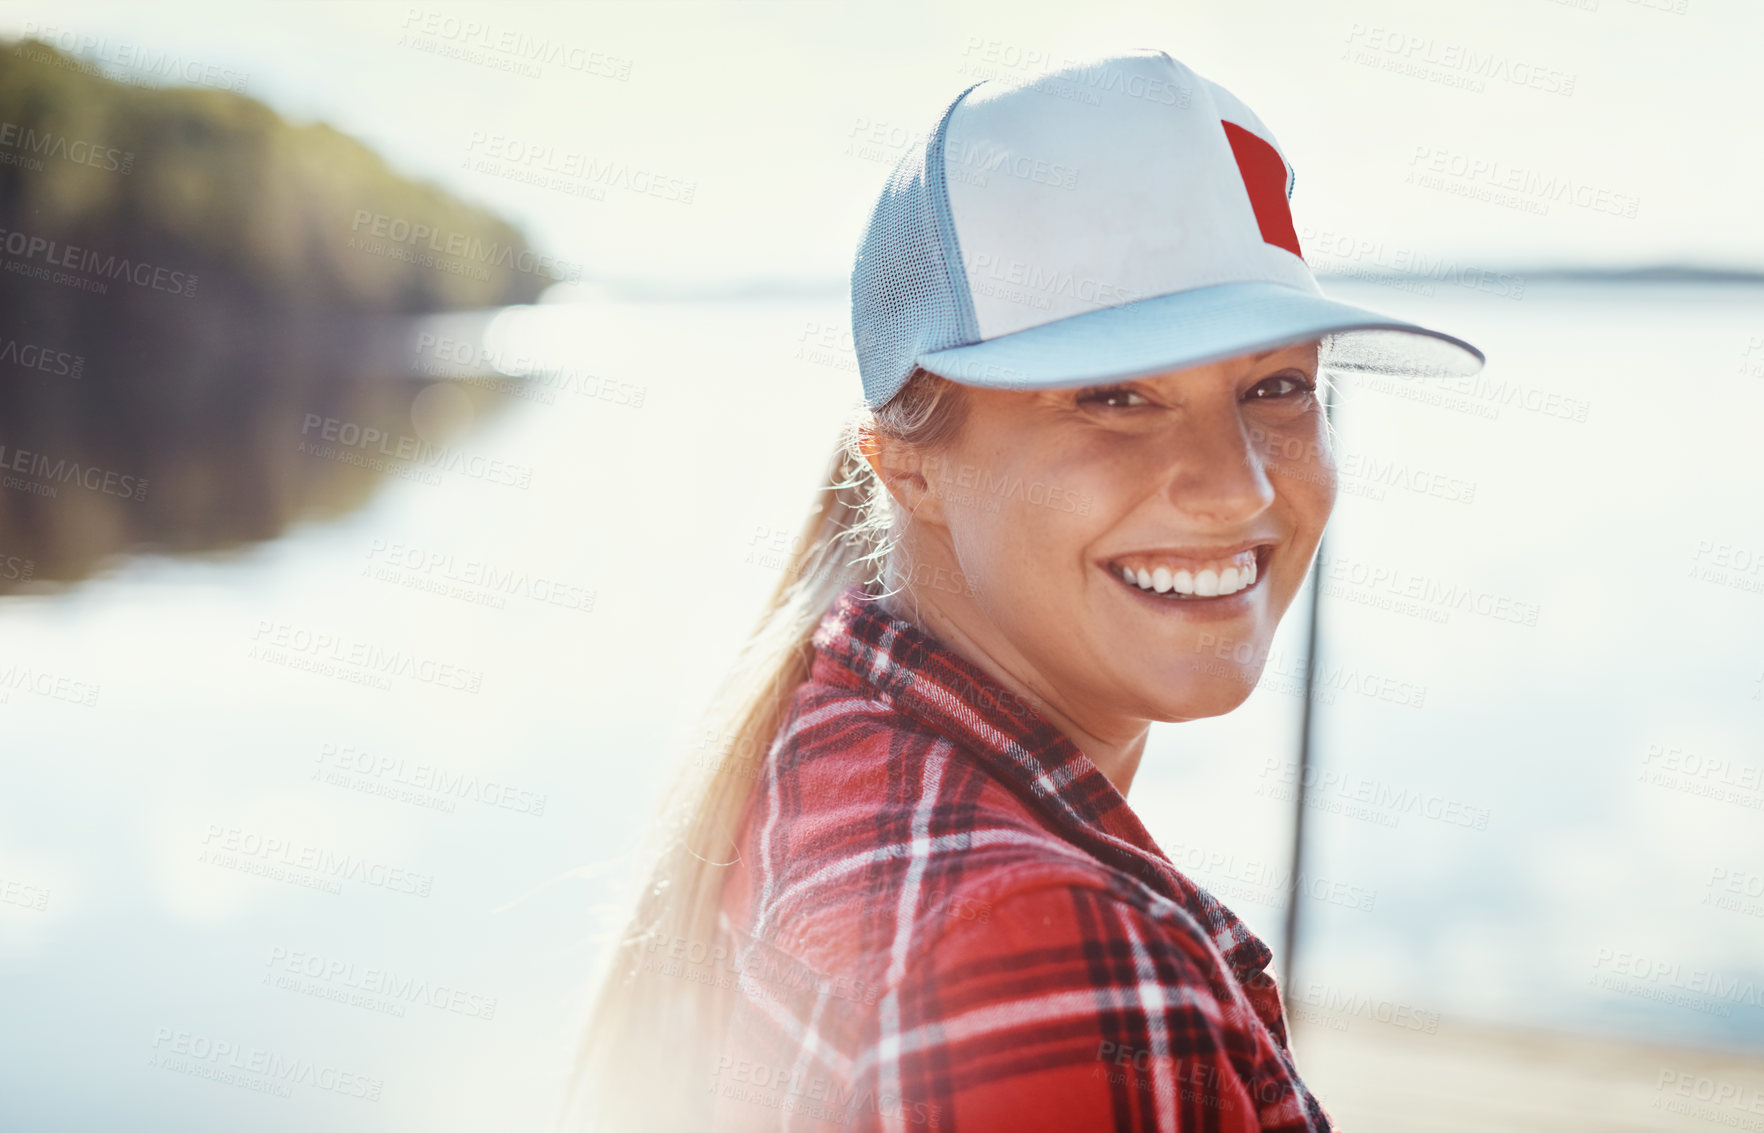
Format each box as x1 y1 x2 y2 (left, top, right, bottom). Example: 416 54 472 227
906 340 1335 724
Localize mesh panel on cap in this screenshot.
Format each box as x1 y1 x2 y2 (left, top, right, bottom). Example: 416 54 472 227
850 84 982 410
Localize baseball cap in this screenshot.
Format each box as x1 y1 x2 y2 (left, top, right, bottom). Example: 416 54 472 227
849 48 1486 410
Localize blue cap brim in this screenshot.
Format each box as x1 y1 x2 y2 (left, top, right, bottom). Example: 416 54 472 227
915 280 1485 390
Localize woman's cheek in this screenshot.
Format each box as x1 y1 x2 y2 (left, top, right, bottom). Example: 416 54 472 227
1261 423 1336 508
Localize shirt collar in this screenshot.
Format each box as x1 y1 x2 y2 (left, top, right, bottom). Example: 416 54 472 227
810 583 1274 986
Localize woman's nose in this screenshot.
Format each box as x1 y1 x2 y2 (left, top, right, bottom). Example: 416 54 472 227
1163 410 1279 524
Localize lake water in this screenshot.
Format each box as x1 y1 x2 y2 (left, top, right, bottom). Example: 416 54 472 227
2 276 1761 1130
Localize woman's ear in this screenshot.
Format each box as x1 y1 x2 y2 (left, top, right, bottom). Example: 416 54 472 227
859 429 946 527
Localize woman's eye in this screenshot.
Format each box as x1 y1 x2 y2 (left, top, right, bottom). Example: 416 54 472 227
1077 385 1149 409
1247 372 1318 400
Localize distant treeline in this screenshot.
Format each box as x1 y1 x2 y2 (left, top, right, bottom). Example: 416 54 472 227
0 38 560 590
0 37 555 312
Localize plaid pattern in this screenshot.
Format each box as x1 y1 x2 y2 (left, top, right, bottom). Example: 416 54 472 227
710 584 1335 1132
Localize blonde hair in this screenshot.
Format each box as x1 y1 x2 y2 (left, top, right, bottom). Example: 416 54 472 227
559 366 969 1133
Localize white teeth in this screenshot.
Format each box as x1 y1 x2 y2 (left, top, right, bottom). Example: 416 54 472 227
1112 550 1261 598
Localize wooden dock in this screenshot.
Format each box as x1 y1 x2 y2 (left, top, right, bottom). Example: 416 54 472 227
1292 1015 1764 1131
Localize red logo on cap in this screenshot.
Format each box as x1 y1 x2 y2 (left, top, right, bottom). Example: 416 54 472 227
1221 121 1302 261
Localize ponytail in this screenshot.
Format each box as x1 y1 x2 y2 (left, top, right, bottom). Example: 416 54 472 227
560 367 968 1131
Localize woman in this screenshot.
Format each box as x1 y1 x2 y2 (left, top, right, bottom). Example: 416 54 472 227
570 47 1483 1132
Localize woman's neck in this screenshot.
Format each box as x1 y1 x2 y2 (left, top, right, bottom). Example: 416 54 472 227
878 584 1151 797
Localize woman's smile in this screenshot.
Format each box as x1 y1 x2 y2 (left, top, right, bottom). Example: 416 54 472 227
1099 542 1278 621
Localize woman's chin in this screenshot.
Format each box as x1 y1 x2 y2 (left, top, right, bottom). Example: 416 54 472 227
1141 671 1262 722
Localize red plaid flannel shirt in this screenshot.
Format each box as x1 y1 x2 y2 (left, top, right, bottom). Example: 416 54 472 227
710 584 1336 1132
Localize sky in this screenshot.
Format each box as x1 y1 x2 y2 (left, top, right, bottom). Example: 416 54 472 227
2 0 1760 288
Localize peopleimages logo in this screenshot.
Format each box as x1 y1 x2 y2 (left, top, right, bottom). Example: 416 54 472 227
348 210 585 281
398 7 633 81
18 24 250 92
461 133 697 205
961 250 1148 312
265 946 499 1021
298 414 534 490
0 334 84 379
0 443 148 501
149 1027 382 1101
316 740 549 817
0 122 133 174
199 823 435 897
0 227 197 296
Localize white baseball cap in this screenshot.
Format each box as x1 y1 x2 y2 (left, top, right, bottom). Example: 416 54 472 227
850 47 1486 409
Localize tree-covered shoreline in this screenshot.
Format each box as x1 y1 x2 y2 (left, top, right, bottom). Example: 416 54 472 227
0 38 564 590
